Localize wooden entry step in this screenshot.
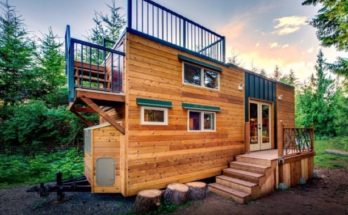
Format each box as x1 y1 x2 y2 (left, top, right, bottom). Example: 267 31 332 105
208 183 251 204
209 152 278 204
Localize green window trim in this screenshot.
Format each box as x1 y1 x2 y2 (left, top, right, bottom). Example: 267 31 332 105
178 55 222 72
136 98 173 108
182 103 221 112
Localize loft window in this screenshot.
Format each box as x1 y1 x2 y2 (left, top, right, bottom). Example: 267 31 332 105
188 110 216 131
183 63 219 90
141 106 168 125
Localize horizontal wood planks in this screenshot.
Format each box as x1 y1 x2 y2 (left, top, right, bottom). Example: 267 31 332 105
124 33 245 195
276 84 295 128
279 154 314 187
86 125 122 193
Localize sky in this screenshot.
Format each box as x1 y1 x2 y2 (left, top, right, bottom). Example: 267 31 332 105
8 0 347 83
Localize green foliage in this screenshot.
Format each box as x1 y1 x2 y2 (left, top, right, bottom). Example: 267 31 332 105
35 27 66 96
0 1 36 105
314 136 348 169
0 100 84 154
88 0 126 47
0 148 84 188
273 65 281 81
295 50 340 137
302 0 348 77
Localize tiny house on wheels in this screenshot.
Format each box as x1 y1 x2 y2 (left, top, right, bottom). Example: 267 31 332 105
65 0 315 203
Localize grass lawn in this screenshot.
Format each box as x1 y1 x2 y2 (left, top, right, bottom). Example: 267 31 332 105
314 136 348 169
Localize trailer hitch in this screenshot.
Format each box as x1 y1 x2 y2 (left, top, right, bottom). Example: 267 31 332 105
27 172 91 201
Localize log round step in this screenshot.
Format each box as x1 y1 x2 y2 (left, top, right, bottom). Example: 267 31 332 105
185 181 207 200
163 183 189 205
134 189 162 214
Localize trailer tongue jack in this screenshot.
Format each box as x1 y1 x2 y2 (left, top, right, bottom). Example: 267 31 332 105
27 172 91 201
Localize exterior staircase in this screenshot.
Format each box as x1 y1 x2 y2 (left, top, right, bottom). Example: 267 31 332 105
209 153 278 204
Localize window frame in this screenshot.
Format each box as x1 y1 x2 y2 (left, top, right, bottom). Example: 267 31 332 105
182 62 220 91
141 106 168 126
187 110 216 132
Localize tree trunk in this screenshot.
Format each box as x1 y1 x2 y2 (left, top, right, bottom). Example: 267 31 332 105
186 181 207 200
134 189 162 214
163 183 189 205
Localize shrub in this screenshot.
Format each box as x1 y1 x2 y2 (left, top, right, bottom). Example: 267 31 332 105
0 100 84 154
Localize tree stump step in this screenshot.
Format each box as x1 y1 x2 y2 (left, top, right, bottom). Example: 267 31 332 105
134 189 162 214
186 181 207 200
163 183 189 205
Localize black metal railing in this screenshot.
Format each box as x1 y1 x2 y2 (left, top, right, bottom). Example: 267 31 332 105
127 0 225 63
65 25 125 102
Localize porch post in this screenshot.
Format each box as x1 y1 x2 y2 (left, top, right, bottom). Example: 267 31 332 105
277 120 284 157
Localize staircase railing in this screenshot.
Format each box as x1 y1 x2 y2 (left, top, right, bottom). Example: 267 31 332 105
65 25 125 102
127 0 225 63
278 121 314 158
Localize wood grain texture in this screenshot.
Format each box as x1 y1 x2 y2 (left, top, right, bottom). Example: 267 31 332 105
123 33 246 196
276 84 295 128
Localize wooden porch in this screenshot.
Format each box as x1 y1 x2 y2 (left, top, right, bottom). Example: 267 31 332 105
209 125 315 204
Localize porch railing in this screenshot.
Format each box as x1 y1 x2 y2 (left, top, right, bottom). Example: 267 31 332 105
127 0 226 63
65 25 125 102
278 121 314 158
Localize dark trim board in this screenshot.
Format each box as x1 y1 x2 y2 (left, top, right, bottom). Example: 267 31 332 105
136 98 173 108
182 103 221 112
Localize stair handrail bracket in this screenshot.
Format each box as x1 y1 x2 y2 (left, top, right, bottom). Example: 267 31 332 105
65 26 126 102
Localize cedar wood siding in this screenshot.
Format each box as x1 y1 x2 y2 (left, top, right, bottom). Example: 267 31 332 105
276 83 295 128
123 32 245 196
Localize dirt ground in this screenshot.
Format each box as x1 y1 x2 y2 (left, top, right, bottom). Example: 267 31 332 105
173 168 348 215
0 168 347 215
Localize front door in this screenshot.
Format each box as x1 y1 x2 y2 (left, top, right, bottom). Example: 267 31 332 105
249 101 272 151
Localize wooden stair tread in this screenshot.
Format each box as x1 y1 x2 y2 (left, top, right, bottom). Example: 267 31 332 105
209 183 250 198
217 175 258 187
231 161 269 169
224 168 264 178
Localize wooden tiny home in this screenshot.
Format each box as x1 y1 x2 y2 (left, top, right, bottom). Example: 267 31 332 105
65 0 315 202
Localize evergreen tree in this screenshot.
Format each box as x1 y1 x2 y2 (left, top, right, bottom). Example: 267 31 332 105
273 65 281 81
260 69 266 77
88 0 126 47
35 27 65 96
296 50 336 136
303 0 348 77
280 69 297 86
0 1 35 105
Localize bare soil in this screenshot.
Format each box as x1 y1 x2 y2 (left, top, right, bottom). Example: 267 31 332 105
173 168 348 215
0 168 347 215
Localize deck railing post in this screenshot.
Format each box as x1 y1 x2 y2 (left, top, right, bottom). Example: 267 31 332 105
310 127 314 152
183 20 186 48
222 36 226 63
127 0 132 29
277 120 284 158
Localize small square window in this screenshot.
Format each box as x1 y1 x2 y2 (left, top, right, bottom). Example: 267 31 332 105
204 70 219 89
184 63 201 86
141 107 168 125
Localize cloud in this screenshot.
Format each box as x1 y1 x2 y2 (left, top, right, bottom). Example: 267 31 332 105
273 16 308 36
282 44 289 48
270 42 278 48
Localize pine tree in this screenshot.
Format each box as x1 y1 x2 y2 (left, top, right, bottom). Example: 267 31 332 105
296 50 336 136
88 0 126 47
35 27 65 96
260 69 266 77
303 0 348 77
273 65 281 81
0 1 35 105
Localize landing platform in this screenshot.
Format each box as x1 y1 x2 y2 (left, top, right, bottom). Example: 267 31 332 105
240 149 278 161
